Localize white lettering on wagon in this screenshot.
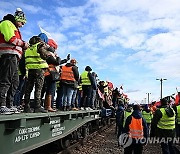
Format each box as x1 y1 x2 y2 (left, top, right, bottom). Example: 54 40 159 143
50 120 65 137
14 126 40 143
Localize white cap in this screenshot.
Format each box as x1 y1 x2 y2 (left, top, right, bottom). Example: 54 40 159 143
16 8 22 12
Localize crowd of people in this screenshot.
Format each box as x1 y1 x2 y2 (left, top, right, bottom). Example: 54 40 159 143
1 8 180 154
0 8 121 115
116 97 180 154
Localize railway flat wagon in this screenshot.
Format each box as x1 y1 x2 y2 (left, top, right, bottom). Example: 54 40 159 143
0 110 101 154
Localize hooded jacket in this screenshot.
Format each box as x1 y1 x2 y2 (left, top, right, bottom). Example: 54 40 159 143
123 110 148 140
0 16 25 58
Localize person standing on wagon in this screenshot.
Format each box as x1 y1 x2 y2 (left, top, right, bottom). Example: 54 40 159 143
0 8 29 114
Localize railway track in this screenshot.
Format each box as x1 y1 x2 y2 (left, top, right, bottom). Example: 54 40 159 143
59 119 115 154
25 120 180 154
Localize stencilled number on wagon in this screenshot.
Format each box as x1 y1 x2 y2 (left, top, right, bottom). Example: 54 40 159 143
50 119 65 137
14 126 41 143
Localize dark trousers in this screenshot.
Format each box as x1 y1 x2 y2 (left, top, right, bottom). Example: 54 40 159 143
42 75 56 96
161 141 176 154
176 124 180 137
81 85 92 107
56 86 63 109
117 125 123 138
124 143 143 154
147 123 151 136
24 69 45 108
14 75 27 106
0 54 19 107
42 75 56 107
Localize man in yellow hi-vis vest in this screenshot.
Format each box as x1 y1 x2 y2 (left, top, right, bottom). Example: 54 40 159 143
151 98 176 154
80 66 94 109
142 104 153 136
24 34 57 113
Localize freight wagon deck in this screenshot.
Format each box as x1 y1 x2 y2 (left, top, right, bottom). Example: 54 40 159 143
0 110 101 154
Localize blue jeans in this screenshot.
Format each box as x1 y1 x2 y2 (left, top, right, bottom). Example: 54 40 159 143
71 89 78 108
91 89 97 108
14 75 26 106
77 90 82 108
61 85 74 107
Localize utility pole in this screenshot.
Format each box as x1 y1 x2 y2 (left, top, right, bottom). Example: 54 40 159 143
144 98 146 104
146 93 151 104
156 78 167 99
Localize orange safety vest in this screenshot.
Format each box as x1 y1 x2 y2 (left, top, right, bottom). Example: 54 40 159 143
44 64 56 76
129 117 144 139
61 65 75 81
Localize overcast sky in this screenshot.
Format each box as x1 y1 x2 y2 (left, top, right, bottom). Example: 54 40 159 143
1 0 180 103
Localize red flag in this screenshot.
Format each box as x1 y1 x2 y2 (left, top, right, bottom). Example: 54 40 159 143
39 26 58 49
154 101 161 107
175 94 180 106
39 26 53 39
107 81 113 89
122 93 128 98
98 89 105 101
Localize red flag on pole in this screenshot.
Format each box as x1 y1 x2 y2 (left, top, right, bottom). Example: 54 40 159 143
39 25 58 49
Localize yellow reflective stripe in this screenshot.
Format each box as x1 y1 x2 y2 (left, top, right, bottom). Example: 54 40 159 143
160 120 175 122
158 122 175 126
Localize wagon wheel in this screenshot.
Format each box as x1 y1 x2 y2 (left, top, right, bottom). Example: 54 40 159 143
60 137 70 149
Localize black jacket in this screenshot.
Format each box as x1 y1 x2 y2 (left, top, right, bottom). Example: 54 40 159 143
116 106 124 126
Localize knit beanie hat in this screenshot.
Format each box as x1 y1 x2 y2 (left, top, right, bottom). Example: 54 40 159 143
14 8 26 24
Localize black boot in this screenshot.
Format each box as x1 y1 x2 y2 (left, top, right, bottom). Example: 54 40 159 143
34 106 47 113
62 106 66 111
66 106 70 111
24 106 33 113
